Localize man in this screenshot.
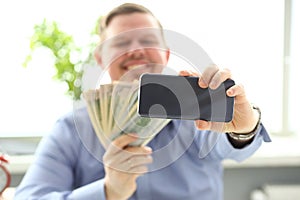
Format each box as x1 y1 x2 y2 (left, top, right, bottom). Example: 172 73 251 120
15 3 270 200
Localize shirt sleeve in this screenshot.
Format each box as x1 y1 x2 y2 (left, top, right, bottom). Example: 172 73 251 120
213 123 271 162
14 112 107 200
68 179 106 200
15 179 106 200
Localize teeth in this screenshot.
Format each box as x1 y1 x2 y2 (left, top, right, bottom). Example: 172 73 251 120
127 65 140 70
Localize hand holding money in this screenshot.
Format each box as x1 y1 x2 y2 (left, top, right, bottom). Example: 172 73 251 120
103 134 153 200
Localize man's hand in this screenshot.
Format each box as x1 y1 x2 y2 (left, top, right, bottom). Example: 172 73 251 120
103 134 153 200
179 65 259 134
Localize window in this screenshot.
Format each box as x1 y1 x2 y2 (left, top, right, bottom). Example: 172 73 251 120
0 0 296 138
289 0 300 135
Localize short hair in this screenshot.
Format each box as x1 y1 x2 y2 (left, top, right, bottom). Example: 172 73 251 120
98 3 164 41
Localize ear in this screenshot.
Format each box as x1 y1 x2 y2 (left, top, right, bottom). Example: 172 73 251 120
165 48 170 62
94 47 104 69
162 48 170 66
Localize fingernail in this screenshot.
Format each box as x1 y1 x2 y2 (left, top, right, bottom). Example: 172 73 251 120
198 78 207 88
145 146 152 152
227 89 233 96
147 155 153 162
180 71 188 76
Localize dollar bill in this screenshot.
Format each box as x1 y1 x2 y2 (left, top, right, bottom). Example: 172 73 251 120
83 81 171 148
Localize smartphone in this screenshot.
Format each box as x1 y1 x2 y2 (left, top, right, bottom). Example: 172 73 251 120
138 74 235 122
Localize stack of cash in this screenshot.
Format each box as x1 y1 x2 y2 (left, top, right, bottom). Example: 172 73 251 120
83 81 171 148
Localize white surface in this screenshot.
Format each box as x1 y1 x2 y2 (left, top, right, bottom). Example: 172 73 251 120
223 134 300 168
250 185 300 200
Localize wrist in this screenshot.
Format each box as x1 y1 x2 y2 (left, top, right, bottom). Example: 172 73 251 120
227 105 261 141
105 181 126 200
234 105 261 135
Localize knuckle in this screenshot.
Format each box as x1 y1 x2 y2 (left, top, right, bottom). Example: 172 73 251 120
112 139 122 147
136 166 148 174
125 146 140 154
219 70 227 77
219 68 231 78
209 64 218 70
147 155 153 163
103 154 108 162
236 83 244 91
223 67 231 74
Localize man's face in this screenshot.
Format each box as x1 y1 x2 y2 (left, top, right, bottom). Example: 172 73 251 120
97 12 170 82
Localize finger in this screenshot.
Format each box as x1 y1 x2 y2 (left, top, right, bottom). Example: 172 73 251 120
198 64 219 88
133 155 153 166
226 83 244 96
127 155 153 169
178 70 190 76
105 146 152 169
195 120 230 132
118 155 152 173
125 146 152 155
115 146 152 162
209 68 232 89
128 165 149 175
226 84 248 104
120 146 152 166
178 70 200 77
109 134 139 154
195 120 211 130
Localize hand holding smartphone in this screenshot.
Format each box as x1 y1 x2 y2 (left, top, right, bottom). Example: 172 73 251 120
138 74 235 122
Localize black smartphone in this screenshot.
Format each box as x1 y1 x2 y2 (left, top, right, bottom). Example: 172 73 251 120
138 73 235 122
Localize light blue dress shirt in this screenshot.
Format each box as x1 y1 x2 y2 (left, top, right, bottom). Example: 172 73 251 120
14 107 270 200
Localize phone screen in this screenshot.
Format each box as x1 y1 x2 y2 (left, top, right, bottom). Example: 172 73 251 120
138 74 235 122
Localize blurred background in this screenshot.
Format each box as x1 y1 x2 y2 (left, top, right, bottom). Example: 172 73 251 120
0 0 299 199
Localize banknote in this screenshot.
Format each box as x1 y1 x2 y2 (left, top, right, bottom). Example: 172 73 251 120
83 81 171 148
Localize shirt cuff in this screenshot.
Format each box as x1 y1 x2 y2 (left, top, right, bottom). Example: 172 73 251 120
216 123 271 162
69 179 106 200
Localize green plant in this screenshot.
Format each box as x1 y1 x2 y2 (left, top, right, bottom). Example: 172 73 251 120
23 19 99 100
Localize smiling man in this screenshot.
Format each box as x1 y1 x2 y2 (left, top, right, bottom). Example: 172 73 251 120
95 10 170 82
15 3 271 200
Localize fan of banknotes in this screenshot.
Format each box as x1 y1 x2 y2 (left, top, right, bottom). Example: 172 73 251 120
83 81 171 148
